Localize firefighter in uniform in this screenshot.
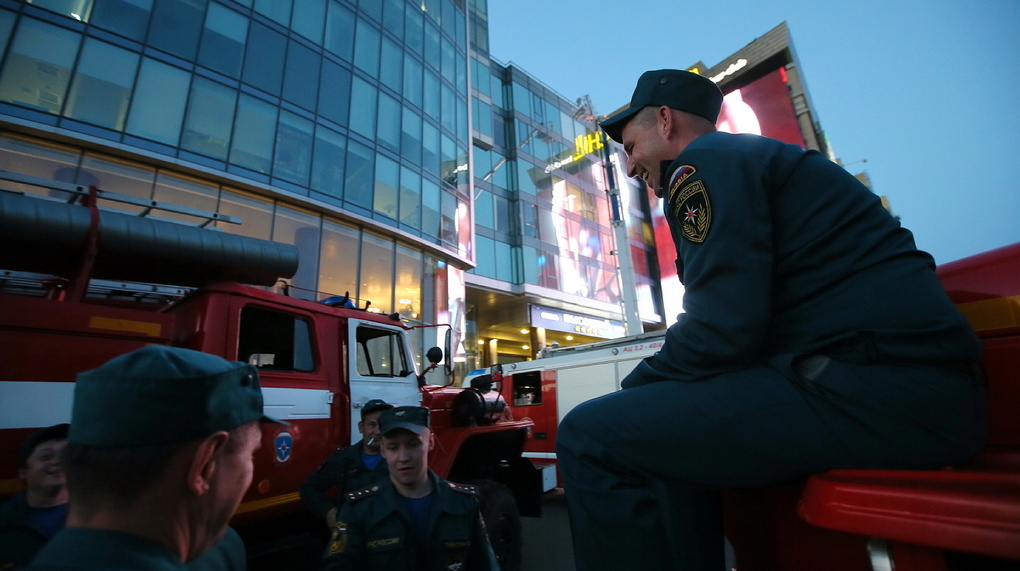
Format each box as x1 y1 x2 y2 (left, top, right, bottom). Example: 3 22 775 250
556 69 987 570
302 399 394 529
320 406 497 571
25 345 286 570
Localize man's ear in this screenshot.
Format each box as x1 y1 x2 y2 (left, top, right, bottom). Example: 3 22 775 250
186 431 229 496
428 432 436 452
658 105 673 135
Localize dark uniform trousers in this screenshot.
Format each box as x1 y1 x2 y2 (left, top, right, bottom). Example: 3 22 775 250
556 132 987 571
320 471 497 571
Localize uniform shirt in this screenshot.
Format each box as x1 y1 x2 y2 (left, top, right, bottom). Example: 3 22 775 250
0 493 66 570
320 471 497 571
625 131 980 387
23 528 185 570
301 440 389 523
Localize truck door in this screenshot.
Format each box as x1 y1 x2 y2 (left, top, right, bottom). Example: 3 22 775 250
346 318 421 444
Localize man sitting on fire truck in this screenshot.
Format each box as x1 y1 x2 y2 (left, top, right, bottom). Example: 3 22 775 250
555 69 986 570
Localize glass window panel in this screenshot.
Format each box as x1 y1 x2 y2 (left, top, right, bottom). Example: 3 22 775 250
0 12 11 62
242 22 285 96
230 93 277 174
423 68 439 119
494 194 511 233
151 171 220 224
324 1 354 61
382 0 403 36
0 135 81 200
399 165 420 229
422 121 439 177
274 111 313 186
311 126 346 198
405 7 423 54
402 54 422 108
181 77 236 160
440 190 455 245
318 60 351 127
27 0 93 20
440 38 455 84
348 76 376 140
494 240 513 282
272 204 320 299
360 232 394 312
475 188 493 229
147 0 205 60
79 154 155 212
475 98 492 137
216 188 272 239
126 57 190 145
90 0 152 42
292 0 325 43
522 246 539 285
421 177 440 239
512 81 530 118
380 38 401 92
440 82 455 132
283 40 319 111
0 18 80 115
377 92 400 154
400 106 422 165
374 154 398 219
254 0 290 26
394 243 421 321
343 139 373 209
471 235 495 277
65 38 139 130
353 18 380 76
198 3 247 78
423 21 439 71
319 218 359 299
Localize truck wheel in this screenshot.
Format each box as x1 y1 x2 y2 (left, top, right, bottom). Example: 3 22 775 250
476 480 522 571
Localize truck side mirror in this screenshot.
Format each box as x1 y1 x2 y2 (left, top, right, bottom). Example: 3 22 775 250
444 329 453 376
426 346 443 364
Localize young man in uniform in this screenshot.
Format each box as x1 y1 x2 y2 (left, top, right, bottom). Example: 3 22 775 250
320 406 498 570
0 424 69 569
301 399 393 529
556 69 986 570
25 345 286 570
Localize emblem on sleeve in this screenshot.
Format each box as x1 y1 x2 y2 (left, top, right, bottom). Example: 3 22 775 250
328 522 349 555
672 180 711 243
667 165 696 200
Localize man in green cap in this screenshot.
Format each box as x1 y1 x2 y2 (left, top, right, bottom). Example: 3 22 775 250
25 345 286 570
320 406 498 570
557 69 985 570
301 399 393 530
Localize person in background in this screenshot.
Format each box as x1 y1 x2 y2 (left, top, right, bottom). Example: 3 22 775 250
556 69 986 570
301 399 394 530
320 406 498 570
25 345 286 570
0 424 69 569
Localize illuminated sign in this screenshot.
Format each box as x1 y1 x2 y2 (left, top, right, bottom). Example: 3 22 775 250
529 304 626 339
709 58 748 83
544 131 606 174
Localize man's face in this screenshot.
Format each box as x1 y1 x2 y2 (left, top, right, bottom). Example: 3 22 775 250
19 439 66 494
621 114 670 197
201 423 261 554
359 410 385 454
380 428 431 488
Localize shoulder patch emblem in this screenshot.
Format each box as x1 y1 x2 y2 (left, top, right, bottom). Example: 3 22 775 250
672 180 712 243
328 521 349 555
667 165 696 198
345 484 381 503
448 481 477 496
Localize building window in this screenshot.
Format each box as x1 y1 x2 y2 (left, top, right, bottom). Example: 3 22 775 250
318 218 359 299
311 125 346 199
181 77 236 160
147 0 205 61
127 58 189 145
401 106 423 165
324 0 355 61
292 0 326 44
274 111 314 186
349 76 377 140
283 40 320 112
198 3 247 79
399 166 421 230
318 60 351 127
377 92 401 154
242 22 286 96
0 18 81 115
90 0 152 42
64 38 138 131
230 93 277 174
353 18 380 76
344 139 374 210
360 232 394 311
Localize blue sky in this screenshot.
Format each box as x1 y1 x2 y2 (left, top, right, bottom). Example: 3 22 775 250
487 0 1019 264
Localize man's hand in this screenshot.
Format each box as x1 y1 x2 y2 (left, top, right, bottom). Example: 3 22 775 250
326 507 338 528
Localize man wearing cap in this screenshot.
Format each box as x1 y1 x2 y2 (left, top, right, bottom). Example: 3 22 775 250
301 398 393 530
25 345 286 570
320 406 498 570
556 69 985 569
0 424 69 569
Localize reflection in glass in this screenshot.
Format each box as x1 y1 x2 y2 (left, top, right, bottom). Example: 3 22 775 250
181 77 236 160
274 111 314 186
318 60 351 127
311 126 346 199
380 38 402 93
27 0 94 21
373 154 398 220
90 0 152 42
360 232 394 312
318 218 359 299
217 188 273 239
324 1 355 61
377 93 400 153
199 2 247 78
79 154 155 212
273 204 320 299
344 139 373 209
283 40 320 111
147 0 205 61
395 243 422 320
349 77 377 140
292 0 326 43
421 177 440 239
242 22 285 96
353 19 380 76
399 166 421 229
230 94 277 174
0 18 80 115
254 0 290 25
401 107 422 165
127 58 189 145
151 171 220 224
65 38 138 130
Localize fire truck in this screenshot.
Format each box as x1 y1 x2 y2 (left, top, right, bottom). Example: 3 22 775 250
496 242 1020 569
0 170 543 570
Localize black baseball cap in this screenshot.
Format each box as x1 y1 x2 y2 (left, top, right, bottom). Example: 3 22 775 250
361 398 394 419
19 423 69 465
600 69 724 143
379 406 430 436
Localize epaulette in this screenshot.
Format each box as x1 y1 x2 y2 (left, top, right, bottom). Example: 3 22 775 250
345 484 382 503
447 481 477 496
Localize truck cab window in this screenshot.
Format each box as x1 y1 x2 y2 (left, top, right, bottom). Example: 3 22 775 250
355 326 412 377
238 306 315 372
